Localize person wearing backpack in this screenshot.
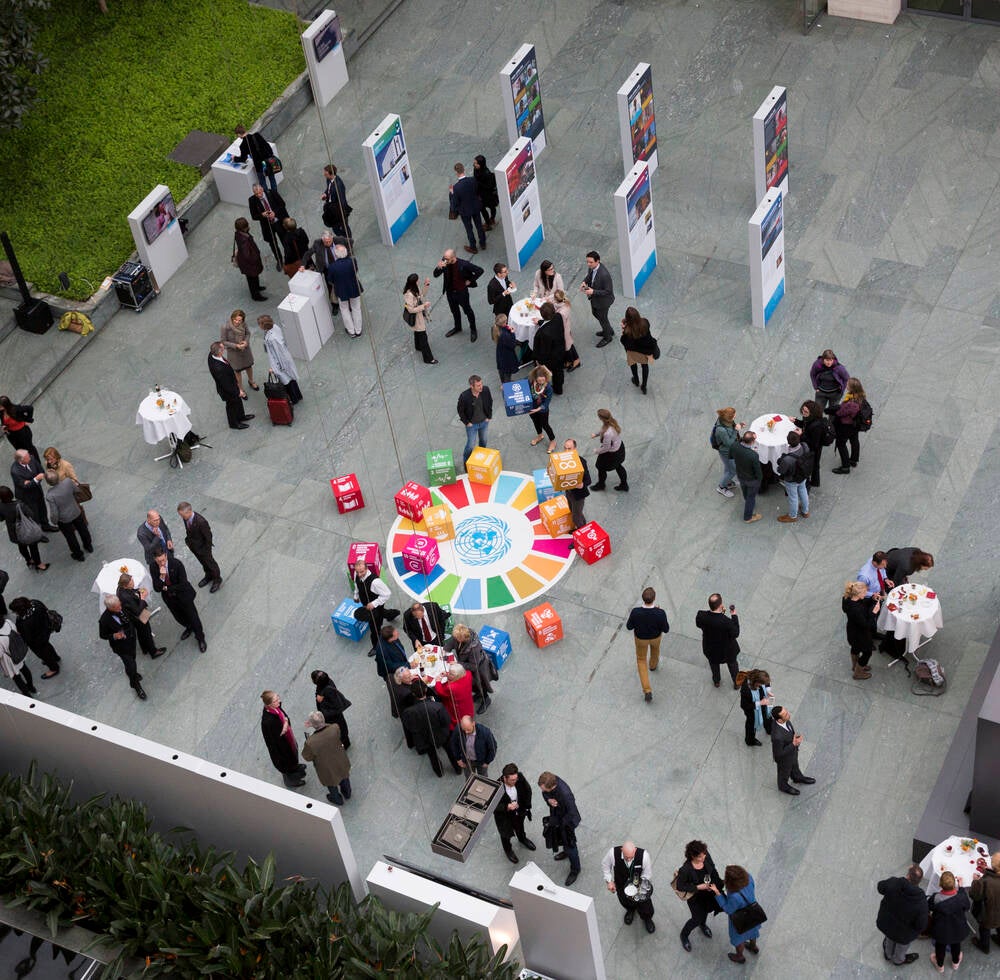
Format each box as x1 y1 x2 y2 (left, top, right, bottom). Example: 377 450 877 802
832 378 867 474
794 400 831 488
712 408 744 498
776 431 813 523
0 618 37 696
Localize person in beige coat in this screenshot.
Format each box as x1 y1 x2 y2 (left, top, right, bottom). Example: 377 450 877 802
403 273 437 365
220 309 257 399
302 711 352 805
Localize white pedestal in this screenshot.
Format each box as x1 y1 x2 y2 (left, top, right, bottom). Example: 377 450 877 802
289 269 335 344
278 292 322 362
301 10 349 108
127 184 188 288
211 139 283 206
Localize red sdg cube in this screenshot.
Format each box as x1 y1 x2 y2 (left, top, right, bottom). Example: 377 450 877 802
524 602 563 648
394 481 432 522
331 474 365 514
572 521 611 565
347 542 382 577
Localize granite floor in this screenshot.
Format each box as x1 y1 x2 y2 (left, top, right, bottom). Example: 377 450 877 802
3 2 1000 977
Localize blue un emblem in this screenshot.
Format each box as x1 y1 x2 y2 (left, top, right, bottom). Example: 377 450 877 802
453 515 512 566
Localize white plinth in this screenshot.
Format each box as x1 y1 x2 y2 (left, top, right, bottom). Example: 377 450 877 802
289 268 335 344
278 292 322 362
211 139 283 206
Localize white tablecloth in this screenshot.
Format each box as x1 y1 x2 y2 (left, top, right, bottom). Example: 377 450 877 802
750 413 797 469
876 583 943 654
509 298 543 345
919 835 991 893
407 643 453 688
92 558 152 611
135 390 191 445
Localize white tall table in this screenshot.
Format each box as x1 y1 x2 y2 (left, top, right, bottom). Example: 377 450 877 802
92 558 153 612
509 298 543 346
211 139 283 206
749 413 797 469
876 583 943 656
135 390 205 467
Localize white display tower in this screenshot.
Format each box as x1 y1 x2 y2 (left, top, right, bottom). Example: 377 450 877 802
500 44 547 156
289 268 335 345
752 86 788 204
749 189 786 328
211 139 283 206
127 184 187 288
613 161 657 298
362 114 418 247
495 137 544 272
278 292 323 361
301 10 349 108
616 62 658 177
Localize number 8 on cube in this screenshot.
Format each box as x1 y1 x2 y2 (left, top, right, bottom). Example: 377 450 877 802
547 450 584 491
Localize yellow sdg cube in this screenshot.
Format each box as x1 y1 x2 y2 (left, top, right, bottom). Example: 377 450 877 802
548 450 584 491
422 504 456 542
539 495 573 538
466 447 502 485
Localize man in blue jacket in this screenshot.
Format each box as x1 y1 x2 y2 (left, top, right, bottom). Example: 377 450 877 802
448 715 497 777
450 162 486 254
325 245 363 338
539 770 582 887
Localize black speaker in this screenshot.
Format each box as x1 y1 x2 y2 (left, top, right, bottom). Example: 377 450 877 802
15 299 54 335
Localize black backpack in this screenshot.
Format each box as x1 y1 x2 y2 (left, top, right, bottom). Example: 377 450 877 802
856 399 874 432
709 422 721 450
779 448 812 483
819 416 836 446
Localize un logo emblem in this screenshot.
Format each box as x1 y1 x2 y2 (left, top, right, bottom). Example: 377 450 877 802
454 514 512 566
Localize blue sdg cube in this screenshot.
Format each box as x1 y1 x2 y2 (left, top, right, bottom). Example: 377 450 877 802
479 625 512 670
503 379 533 417
533 468 558 503
331 598 369 641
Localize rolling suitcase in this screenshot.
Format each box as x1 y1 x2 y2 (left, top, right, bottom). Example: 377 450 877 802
267 396 293 426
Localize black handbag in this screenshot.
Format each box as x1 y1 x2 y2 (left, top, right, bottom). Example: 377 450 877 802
730 900 767 933
264 371 288 401
47 609 63 633
403 307 417 327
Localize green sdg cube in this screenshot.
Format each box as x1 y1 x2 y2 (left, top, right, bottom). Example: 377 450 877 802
427 449 456 485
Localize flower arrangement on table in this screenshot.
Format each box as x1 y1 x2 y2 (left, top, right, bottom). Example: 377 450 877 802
119 565 129 574
765 415 782 432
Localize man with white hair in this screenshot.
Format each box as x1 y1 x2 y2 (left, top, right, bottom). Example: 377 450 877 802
302 711 352 805
98 595 147 700
324 244 363 338
10 449 51 529
602 840 655 933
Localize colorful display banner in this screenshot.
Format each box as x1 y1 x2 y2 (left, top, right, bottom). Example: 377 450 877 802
752 85 788 203
616 62 657 176
361 114 418 246
749 190 785 328
500 44 547 156
496 137 544 272
613 161 656 298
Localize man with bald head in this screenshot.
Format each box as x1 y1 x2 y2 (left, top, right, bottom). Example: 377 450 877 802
137 509 173 563
602 840 655 933
448 714 497 777
433 248 483 341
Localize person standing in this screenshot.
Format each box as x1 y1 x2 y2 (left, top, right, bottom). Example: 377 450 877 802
738 669 773 747
116 573 165 660
885 547 935 587
434 249 483 340
260 690 306 787
676 840 725 952
794 399 827 488
449 715 497 777
373 625 410 715
538 771 582 887
44 471 92 560
776 430 812 524
149 548 207 652
928 871 971 972
8 596 60 678
98 596 146 700
41 447 78 484
711 408 743 499
494 315 520 384
0 397 39 463
710 865 762 963
695 594 741 689
435 662 475 732
280 217 309 277
619 308 659 395
302 712 352 805
208 342 254 431
258 315 303 403
136 509 173 563
769 705 815 795
970 851 1000 954
532 260 564 305
247 184 288 270
176 502 222 592
562 438 591 530
221 309 258 398
402 600 448 649
530 303 566 396
602 841 655 933
487 263 516 317
0 566 8 620
310 669 351 748
625 587 669 703
553 289 580 372
320 164 352 240
443 623 494 712
232 217 266 301
809 348 850 412
732 431 763 524
472 155 499 230
0 485 47 571
590 409 628 492
0 617 36 696
495 763 536 863
457 376 493 467
842 581 879 680
403 274 437 365
876 864 927 967
401 680 458 777
10 449 52 529
858 550 893 598
832 377 866 474
527 365 556 452
449 163 486 254
352 558 396 652
326 244 364 338
580 250 615 347
233 125 277 194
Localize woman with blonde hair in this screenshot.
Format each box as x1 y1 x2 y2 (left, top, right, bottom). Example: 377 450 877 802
842 580 880 680
591 408 628 492
444 624 494 712
42 447 78 484
221 309 257 399
527 364 556 451
832 377 866 474
553 289 580 372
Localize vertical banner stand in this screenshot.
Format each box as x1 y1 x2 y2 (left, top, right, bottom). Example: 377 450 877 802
499 44 547 157
496 137 544 272
749 190 786 328
127 184 187 289
362 113 418 247
613 162 657 299
616 62 658 177
752 86 788 205
301 10 349 108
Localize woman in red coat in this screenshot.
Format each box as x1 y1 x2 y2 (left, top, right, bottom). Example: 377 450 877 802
233 217 266 302
434 663 474 730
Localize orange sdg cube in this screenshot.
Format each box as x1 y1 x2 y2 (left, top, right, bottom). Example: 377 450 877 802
466 447 502 485
547 450 585 492
524 602 563 648
422 504 456 542
539 495 572 537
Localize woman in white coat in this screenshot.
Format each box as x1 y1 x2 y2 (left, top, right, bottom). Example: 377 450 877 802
257 315 303 404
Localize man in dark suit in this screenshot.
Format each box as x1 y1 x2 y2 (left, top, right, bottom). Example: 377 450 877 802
487 263 516 317
581 249 615 347
539 770 582 886
208 342 254 430
495 763 536 863
116 572 165 659
401 680 458 777
99 596 147 699
625 587 670 703
402 600 448 649
176 502 222 592
694 593 741 689
769 705 815 795
149 547 207 652
137 509 173 564
247 184 288 268
324 245 363 338
433 249 483 340
309 229 347 278
10 449 54 529
233 125 277 194
320 164 352 240
450 162 486 254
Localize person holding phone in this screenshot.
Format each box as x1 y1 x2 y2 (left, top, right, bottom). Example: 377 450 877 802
695 594 741 688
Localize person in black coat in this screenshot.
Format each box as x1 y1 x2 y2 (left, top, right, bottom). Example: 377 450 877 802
676 840 725 952
320 164 352 240
494 763 535 863
449 162 486 253
8 596 60 677
310 669 351 748
770 705 815 795
562 439 591 530
793 399 827 488
538 771 582 886
149 548 206 651
885 547 935 586
247 184 288 269
842 581 880 680
208 342 253 430
176 502 222 592
434 250 483 340
694 594 741 688
0 485 46 570
260 690 306 787
487 263 516 317
928 871 971 970
280 218 309 274
116 573 165 660
400 680 458 777
876 865 928 966
473 155 500 229
99 596 146 699
530 302 566 395
0 566 8 620
738 669 773 747
10 450 52 529
402 600 448 649
494 316 520 383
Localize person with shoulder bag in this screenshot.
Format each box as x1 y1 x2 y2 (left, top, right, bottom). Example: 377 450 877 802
8 596 61 678
402 273 437 365
710 865 765 963
232 218 267 302
776 431 813 524
0 485 47 571
0 618 37 695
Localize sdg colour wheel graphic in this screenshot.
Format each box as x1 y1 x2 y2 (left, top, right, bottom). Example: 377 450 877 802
387 471 575 614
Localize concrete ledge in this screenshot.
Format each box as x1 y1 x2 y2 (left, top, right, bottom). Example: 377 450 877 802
827 0 900 25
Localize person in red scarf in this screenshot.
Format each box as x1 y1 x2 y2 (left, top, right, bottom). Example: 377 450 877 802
260 690 306 787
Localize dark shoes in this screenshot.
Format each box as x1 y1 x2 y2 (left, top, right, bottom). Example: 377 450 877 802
198 576 212 588
644 691 653 703
590 482 606 491
728 953 746 963
231 423 250 430
746 738 762 746
470 330 478 342
747 939 759 954
477 695 491 713
701 925 713 938
681 935 692 952
779 785 801 795
71 553 85 562
624 909 635 925
198 640 208 653
210 580 223 593
518 836 536 850
180 628 193 640
464 245 479 254
899 953 920 963
134 684 147 700
149 648 166 659
832 466 851 474
596 337 611 348
613 484 629 492
504 848 519 864
793 775 816 784
564 871 579 887
644 919 655 934
553 851 568 861
244 414 255 421
445 327 462 337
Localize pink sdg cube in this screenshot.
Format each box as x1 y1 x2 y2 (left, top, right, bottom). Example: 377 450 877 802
330 474 364 513
347 542 382 577
395 481 432 522
572 521 611 565
402 534 440 575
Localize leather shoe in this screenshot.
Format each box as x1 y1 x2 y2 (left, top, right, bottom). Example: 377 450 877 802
624 909 635 925
779 785 801 795
180 628 193 640
134 685 147 700
518 837 536 851
746 738 762 746
596 337 611 348
470 330 478 342
72 553 85 561
644 919 655 934
244 414 256 421
644 691 652 702
728 953 746 964
700 924 712 938
210 580 222 593
463 245 478 254
553 851 568 861
793 776 816 784
231 423 250 430
504 849 519 864
198 576 212 588
445 327 462 337
150 648 165 659
564 871 579 887
681 935 692 952
901 953 919 963
198 640 208 652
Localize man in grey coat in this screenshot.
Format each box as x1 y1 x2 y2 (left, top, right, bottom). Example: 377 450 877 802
45 473 92 561
301 711 352 805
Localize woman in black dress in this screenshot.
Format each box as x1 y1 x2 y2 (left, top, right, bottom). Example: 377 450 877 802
473 154 500 230
676 839 725 953
311 669 351 748
842 581 880 680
